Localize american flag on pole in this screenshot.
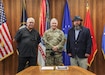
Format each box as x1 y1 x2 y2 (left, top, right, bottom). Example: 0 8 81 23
0 1 13 61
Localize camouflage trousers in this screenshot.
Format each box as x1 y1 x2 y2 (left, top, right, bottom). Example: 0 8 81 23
45 51 63 66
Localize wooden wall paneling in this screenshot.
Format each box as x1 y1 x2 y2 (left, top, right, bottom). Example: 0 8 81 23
79 0 85 21
74 0 79 16
26 0 33 17
12 0 21 74
96 0 104 75
67 0 72 19
4 57 12 75
32 0 38 30
55 0 59 26
11 0 18 73
6 0 11 74
9 1 16 74
55 0 64 29
96 0 103 47
11 0 16 36
103 0 105 25
32 0 41 31
92 0 97 35
14 0 21 35
3 0 12 75
51 0 55 18
89 0 97 74
69 0 76 17
60 0 65 29
0 62 3 75
101 0 105 75
68 0 74 19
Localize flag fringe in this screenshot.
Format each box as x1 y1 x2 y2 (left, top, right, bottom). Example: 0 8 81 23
101 49 105 59
0 51 14 61
88 49 97 66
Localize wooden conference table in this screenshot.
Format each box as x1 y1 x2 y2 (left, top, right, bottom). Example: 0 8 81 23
16 66 96 75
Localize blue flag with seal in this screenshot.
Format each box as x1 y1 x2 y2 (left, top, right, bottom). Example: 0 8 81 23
62 0 72 65
102 26 105 59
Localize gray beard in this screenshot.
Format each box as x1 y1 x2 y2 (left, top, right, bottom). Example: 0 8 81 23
74 25 81 30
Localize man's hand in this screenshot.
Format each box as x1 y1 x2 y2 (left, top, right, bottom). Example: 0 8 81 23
85 53 90 57
68 53 72 56
16 50 19 55
52 46 58 51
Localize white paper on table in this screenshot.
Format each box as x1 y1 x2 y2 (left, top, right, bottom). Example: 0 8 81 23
55 66 69 70
41 66 54 70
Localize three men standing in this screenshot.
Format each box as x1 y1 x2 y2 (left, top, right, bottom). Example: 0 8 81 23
14 16 92 72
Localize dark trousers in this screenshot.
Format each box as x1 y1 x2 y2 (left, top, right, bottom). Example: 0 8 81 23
17 56 37 73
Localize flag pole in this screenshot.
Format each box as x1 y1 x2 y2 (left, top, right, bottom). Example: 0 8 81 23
86 0 89 11
0 62 3 75
0 0 4 66
20 0 27 26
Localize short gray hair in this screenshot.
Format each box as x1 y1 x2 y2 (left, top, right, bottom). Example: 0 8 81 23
27 17 35 23
50 18 58 26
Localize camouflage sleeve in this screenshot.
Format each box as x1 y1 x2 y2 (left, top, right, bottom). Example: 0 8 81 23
57 31 66 51
42 31 53 49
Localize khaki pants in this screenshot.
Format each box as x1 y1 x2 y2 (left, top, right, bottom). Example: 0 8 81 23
70 56 88 69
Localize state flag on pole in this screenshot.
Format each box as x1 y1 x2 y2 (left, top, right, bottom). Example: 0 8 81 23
84 6 97 66
38 0 47 66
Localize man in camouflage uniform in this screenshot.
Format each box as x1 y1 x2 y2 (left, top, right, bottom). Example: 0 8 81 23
43 18 65 66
